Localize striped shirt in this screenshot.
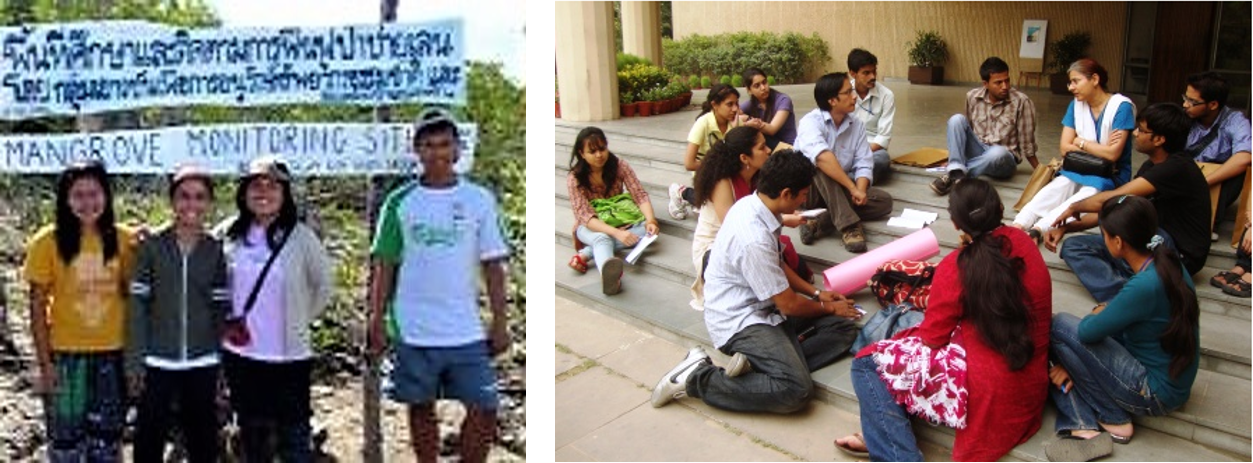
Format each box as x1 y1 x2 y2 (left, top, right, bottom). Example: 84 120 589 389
702 194 788 348
965 86 1038 162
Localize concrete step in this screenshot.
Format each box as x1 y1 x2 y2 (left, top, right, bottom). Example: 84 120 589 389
555 241 1251 460
555 199 1252 380
554 170 1250 324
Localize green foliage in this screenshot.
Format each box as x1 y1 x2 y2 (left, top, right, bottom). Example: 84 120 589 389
731 74 743 88
700 76 712 88
687 75 699 88
1049 31 1093 74
26 0 218 27
616 52 652 71
906 30 948 68
719 75 731 86
662 31 830 84
767 75 777 85
618 63 672 104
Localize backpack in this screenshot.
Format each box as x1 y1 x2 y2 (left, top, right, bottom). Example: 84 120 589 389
868 259 937 310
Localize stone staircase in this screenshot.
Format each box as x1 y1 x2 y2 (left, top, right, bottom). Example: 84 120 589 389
553 120 1251 461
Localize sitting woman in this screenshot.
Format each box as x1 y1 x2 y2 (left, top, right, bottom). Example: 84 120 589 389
1014 59 1134 242
688 126 808 311
835 179 1052 461
1044 195 1199 462
668 83 744 220
739 68 797 151
566 126 661 295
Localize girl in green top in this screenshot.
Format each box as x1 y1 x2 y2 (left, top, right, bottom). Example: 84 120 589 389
1044 195 1199 462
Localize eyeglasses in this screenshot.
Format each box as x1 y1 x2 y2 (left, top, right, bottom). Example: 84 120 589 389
838 88 855 97
1181 94 1207 107
1133 126 1154 136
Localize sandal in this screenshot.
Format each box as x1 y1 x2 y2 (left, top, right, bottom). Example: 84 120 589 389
568 254 589 274
1221 278 1252 298
1210 271 1240 289
834 432 870 458
1044 432 1112 462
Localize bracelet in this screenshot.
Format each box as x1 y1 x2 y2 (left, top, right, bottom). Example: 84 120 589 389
813 288 821 300
1078 139 1086 150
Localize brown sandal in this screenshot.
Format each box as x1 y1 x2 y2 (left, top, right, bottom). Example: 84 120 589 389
834 432 870 458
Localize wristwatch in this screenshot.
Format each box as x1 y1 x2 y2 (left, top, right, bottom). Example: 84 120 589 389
1078 139 1086 150
811 288 821 300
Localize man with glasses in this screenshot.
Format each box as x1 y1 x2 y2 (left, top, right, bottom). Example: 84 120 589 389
848 48 896 183
794 72 894 253
931 57 1039 195
1181 72 1251 237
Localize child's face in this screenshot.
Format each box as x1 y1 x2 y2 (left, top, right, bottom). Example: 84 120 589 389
68 177 105 227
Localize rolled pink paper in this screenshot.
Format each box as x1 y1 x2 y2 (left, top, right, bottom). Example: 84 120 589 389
822 227 941 295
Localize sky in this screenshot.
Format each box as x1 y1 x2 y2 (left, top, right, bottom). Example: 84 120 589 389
208 0 525 84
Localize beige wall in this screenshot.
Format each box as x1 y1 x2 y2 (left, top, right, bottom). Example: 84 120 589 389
674 2 1128 89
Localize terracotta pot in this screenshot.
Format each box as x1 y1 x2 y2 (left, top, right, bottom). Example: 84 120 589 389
638 101 653 117
621 102 637 117
555 101 561 118
681 92 692 107
651 100 664 114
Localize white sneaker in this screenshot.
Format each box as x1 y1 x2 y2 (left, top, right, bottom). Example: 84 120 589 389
651 346 710 407
725 352 751 377
667 183 689 220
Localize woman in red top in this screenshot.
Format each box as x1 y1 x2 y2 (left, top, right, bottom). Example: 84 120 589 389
835 178 1052 461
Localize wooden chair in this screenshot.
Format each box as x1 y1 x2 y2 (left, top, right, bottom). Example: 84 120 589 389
1018 71 1045 89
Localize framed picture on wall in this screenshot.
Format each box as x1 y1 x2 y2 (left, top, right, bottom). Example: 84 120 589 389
1020 19 1048 60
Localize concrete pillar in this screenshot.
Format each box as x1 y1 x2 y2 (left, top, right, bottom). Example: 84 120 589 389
621 2 662 66
555 2 618 122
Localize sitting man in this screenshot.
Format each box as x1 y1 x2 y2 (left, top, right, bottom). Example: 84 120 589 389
848 48 896 183
931 57 1039 195
1045 103 1210 302
1181 72 1251 234
651 150 862 413
795 72 894 252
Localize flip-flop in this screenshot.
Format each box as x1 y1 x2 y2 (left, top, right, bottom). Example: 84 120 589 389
1044 433 1112 462
834 432 870 458
568 254 589 274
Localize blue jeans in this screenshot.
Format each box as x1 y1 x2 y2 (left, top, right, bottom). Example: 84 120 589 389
1050 313 1170 434
575 222 647 273
686 316 857 414
872 148 891 184
1060 228 1177 302
851 356 924 462
945 114 1017 179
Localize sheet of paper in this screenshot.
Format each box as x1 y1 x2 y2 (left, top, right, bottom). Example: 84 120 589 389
798 208 827 219
887 217 927 229
625 233 659 265
925 166 948 173
901 208 938 225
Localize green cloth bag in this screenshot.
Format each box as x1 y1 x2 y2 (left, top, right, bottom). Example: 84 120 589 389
591 192 645 228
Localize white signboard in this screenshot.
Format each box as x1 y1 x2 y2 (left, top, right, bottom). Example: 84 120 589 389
1019 20 1048 60
0 19 465 119
0 122 478 176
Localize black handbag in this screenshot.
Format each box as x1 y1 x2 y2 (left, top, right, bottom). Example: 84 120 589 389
1061 151 1115 178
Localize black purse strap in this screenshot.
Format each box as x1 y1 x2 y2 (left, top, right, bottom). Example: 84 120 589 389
1183 114 1223 159
236 227 291 319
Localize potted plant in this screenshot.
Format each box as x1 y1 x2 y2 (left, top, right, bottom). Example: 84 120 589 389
638 89 655 117
688 75 700 90
719 75 732 86
1048 31 1092 95
621 92 637 117
700 76 712 89
648 88 665 115
906 30 948 85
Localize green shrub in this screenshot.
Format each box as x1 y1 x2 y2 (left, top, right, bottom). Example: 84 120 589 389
700 76 712 88
618 63 672 105
662 32 830 84
688 75 700 89
719 75 731 86
767 75 776 85
905 30 948 68
731 75 743 87
616 52 652 71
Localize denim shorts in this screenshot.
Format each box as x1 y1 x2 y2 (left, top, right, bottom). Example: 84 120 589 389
389 341 497 410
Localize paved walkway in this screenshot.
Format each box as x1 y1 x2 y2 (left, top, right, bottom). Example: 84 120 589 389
554 295 951 462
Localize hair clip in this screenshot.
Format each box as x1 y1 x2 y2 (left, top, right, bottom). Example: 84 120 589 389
1147 234 1164 250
